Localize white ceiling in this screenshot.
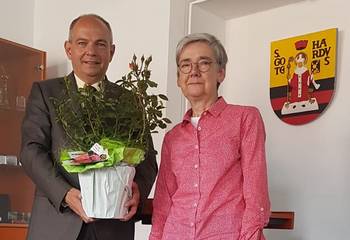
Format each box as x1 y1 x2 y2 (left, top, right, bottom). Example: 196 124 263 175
196 0 307 19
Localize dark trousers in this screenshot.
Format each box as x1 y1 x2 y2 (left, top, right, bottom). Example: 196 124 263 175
77 219 135 240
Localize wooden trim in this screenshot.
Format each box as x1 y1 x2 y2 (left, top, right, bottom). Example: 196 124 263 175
0 223 28 240
0 223 28 228
266 211 294 229
0 38 45 54
140 199 294 229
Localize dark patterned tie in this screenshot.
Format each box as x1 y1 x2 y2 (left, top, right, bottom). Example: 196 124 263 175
84 84 97 93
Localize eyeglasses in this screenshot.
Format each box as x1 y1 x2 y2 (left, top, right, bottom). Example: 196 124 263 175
178 59 215 74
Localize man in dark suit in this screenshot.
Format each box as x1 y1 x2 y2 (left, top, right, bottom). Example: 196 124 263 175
20 14 158 240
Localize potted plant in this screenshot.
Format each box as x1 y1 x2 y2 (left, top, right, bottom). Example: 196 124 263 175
51 55 170 218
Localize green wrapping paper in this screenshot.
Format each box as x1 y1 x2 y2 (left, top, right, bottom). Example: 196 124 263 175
60 138 145 173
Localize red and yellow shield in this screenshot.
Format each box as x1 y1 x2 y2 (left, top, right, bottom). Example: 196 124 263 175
270 28 337 125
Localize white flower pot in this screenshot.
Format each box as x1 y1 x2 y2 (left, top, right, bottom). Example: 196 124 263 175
78 165 135 219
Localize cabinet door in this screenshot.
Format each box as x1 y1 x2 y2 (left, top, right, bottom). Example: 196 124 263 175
0 37 46 157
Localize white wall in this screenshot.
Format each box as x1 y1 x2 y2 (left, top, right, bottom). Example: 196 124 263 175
190 3 226 99
190 4 225 43
166 0 192 125
0 0 35 46
33 0 170 87
220 0 350 239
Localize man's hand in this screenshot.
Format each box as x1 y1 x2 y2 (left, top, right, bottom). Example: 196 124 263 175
121 182 140 221
64 188 93 223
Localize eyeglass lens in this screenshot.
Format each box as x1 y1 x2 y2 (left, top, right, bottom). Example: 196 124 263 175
179 59 213 74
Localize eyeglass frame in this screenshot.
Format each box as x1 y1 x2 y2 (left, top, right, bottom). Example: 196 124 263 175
177 58 217 74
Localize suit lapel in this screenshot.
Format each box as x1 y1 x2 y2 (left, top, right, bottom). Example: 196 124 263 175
102 77 122 99
65 72 79 97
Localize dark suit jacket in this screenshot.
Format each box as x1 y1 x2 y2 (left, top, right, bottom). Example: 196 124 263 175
20 73 158 240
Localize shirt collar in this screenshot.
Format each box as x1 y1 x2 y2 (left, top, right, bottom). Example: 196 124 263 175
182 97 227 124
74 73 103 91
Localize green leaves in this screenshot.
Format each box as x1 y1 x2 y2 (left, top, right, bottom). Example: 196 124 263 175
162 118 172 124
52 55 171 155
158 94 168 101
118 54 172 150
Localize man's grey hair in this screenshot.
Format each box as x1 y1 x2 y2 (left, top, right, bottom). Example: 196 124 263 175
176 33 228 70
68 14 113 42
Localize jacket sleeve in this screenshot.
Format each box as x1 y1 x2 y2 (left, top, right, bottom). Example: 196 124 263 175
239 107 271 240
20 82 72 212
134 134 158 204
149 135 176 240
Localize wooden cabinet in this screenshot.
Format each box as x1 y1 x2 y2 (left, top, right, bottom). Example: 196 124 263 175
0 38 46 239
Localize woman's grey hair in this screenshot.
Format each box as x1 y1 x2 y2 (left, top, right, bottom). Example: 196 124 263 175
176 33 228 70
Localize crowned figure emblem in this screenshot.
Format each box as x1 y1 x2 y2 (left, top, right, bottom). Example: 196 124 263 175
281 40 320 115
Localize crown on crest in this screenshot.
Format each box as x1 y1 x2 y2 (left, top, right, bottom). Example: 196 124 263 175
294 40 308 50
